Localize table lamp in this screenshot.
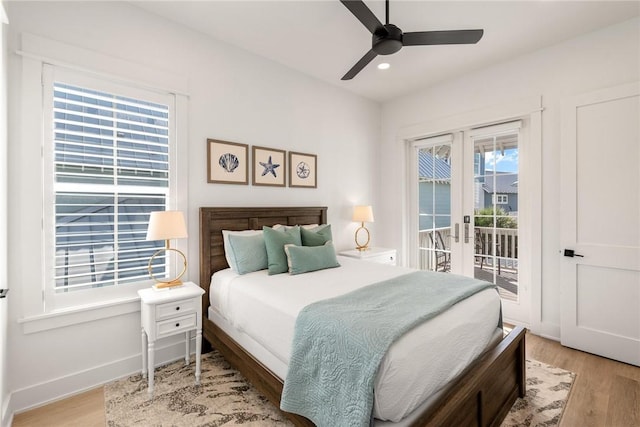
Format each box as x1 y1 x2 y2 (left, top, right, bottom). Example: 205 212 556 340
352 205 374 251
146 210 188 289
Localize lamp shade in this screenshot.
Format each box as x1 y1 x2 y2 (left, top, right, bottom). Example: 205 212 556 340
146 211 188 241
352 205 374 223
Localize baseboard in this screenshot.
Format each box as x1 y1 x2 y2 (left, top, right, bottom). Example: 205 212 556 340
1 394 12 427
8 340 189 417
502 316 531 330
537 322 561 342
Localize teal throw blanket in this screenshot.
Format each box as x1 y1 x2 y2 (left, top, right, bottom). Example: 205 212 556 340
280 271 497 427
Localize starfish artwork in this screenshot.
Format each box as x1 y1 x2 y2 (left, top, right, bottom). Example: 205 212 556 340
259 156 280 177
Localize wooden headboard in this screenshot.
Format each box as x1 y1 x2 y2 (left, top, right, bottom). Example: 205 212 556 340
198 206 327 312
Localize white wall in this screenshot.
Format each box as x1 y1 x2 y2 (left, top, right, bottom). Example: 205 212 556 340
378 18 640 339
0 2 8 426
5 1 380 414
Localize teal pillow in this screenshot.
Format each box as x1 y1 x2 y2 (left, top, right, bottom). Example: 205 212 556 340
300 224 333 247
284 242 340 275
226 233 268 274
263 226 302 275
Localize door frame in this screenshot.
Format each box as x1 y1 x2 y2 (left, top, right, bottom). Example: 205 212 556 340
402 96 542 329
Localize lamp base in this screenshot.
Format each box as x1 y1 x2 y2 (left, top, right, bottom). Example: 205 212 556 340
152 280 184 290
354 224 371 252
148 246 188 290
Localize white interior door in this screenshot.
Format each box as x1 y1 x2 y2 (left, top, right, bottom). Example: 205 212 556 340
560 82 640 366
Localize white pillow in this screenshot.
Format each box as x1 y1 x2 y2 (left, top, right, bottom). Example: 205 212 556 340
221 230 263 271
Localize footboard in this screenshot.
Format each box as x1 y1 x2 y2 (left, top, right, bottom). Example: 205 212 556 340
204 320 526 427
412 325 526 427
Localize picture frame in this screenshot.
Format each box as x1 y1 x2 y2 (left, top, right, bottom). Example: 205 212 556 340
207 139 249 185
252 146 286 187
289 151 317 188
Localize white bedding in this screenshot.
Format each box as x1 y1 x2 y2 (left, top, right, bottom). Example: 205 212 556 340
208 256 501 422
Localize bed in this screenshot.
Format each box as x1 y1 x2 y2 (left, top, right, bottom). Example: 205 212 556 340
199 206 526 426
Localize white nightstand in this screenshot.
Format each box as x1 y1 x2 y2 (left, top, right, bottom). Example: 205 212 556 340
339 247 397 266
138 282 205 397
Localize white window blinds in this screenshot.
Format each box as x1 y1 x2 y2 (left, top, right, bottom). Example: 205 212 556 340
52 82 170 292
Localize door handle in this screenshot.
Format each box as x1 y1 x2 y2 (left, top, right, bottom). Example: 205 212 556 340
463 215 471 243
453 223 460 243
563 249 584 258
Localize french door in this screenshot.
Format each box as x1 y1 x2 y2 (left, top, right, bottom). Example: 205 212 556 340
410 121 530 324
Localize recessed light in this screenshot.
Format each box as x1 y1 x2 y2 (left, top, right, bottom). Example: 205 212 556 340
377 63 390 70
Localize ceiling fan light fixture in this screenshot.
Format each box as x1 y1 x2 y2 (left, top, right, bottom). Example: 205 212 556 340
339 0 484 80
377 62 390 70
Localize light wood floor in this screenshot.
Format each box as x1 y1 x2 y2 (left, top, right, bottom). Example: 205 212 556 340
11 331 640 427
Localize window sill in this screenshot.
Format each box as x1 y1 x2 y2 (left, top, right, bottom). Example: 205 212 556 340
19 295 141 334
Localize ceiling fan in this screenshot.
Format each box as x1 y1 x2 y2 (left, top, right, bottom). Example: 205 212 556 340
340 0 484 80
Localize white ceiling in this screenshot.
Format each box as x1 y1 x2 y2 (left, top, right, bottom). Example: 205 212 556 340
131 1 640 102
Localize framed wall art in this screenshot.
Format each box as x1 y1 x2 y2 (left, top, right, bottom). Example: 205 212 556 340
207 139 249 185
289 151 317 188
252 146 286 187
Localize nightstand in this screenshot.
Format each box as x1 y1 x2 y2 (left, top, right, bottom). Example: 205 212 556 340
138 282 205 397
339 247 397 266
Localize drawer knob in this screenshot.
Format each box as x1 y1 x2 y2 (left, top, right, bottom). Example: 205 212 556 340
175 323 180 327
175 306 180 311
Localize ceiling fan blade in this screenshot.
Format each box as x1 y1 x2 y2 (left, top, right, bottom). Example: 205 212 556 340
403 29 484 46
340 0 384 34
341 49 378 80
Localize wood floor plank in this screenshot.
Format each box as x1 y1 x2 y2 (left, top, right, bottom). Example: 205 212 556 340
605 374 640 427
11 387 105 427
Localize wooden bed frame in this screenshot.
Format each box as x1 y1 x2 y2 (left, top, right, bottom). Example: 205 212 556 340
199 206 526 427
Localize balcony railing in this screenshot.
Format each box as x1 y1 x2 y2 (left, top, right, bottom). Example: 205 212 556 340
418 226 518 272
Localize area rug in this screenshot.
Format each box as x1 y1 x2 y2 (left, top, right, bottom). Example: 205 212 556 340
105 352 575 427
501 359 576 427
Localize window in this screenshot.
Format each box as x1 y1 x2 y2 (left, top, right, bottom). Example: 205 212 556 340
492 194 508 204
44 67 178 298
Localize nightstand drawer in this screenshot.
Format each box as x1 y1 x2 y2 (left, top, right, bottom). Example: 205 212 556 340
156 313 197 338
339 247 397 266
156 298 198 320
365 253 396 265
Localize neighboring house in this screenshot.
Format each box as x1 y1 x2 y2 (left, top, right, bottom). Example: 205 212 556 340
418 151 451 230
419 152 519 231
479 172 519 214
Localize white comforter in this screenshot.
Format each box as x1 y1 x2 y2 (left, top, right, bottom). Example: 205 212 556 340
209 256 501 422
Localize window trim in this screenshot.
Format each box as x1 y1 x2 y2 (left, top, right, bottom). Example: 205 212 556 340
42 65 184 312
16 34 188 327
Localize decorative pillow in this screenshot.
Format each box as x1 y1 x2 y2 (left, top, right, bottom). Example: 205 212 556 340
221 230 263 272
284 242 340 275
263 226 302 275
301 224 333 247
273 223 319 231
226 233 268 274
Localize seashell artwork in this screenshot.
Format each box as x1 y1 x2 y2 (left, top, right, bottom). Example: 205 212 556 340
219 153 239 173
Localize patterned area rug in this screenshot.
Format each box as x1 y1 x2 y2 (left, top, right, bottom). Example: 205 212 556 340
501 359 576 427
105 352 575 427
